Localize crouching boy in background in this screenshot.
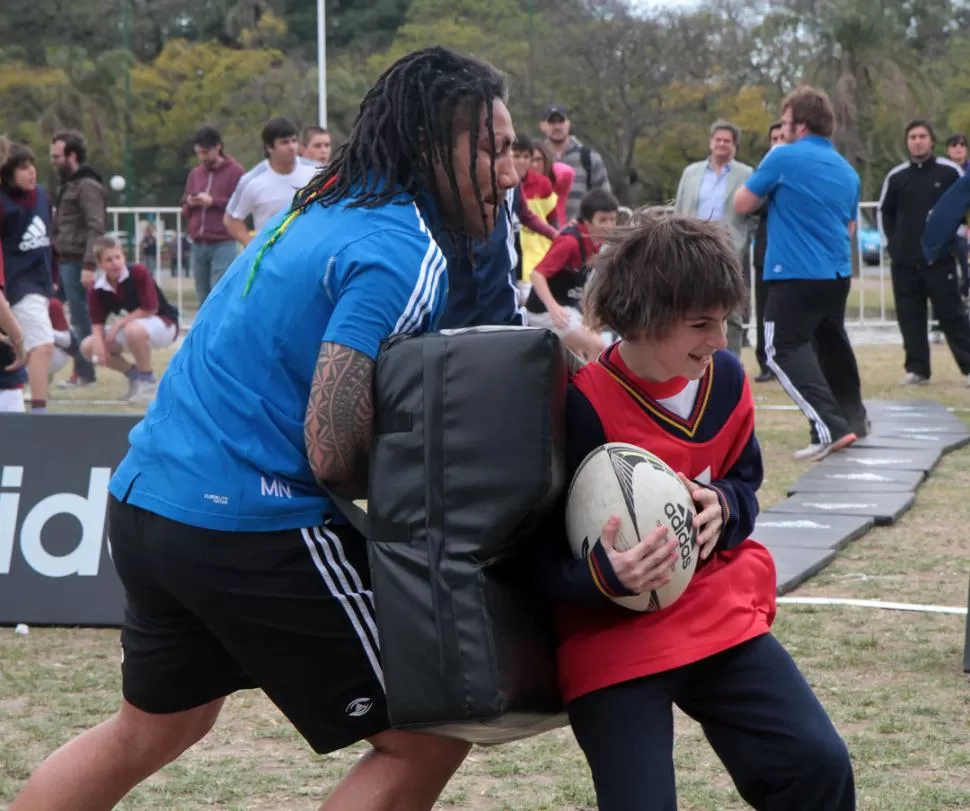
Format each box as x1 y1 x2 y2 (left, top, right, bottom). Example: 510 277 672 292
80 235 179 403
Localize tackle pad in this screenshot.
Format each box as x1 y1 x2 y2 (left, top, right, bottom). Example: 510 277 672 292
333 326 569 744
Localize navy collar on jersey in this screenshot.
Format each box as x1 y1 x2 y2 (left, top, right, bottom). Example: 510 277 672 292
598 343 714 439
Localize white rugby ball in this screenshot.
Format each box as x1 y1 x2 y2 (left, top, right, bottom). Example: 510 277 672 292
566 442 699 612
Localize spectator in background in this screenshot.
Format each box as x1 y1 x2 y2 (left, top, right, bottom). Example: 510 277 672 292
0 135 27 411
48 298 81 379
50 129 105 387
533 140 575 228
752 121 788 383
674 119 754 358
300 125 332 167
224 117 319 246
541 105 611 222
946 132 969 171
924 166 970 264
512 134 559 277
181 126 245 306
80 235 179 404
735 85 867 462
526 189 619 360
139 222 157 276
0 236 28 413
944 133 969 297
0 143 55 412
879 119 970 386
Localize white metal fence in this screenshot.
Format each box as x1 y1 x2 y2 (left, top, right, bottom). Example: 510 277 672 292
108 206 190 322
109 202 901 331
854 201 894 326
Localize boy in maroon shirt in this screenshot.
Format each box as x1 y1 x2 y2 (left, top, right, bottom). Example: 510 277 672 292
527 188 618 359
81 235 179 403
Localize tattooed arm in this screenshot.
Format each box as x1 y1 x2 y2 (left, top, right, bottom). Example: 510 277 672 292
305 342 375 498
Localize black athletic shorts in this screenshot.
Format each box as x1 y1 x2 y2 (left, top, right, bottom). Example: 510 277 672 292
108 495 388 754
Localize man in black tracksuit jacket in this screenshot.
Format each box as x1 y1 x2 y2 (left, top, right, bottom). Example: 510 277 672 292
879 119 970 384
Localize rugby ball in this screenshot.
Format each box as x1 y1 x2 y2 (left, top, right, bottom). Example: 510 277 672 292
565 442 698 612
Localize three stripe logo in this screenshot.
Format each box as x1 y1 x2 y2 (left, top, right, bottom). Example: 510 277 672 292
300 526 384 691
19 216 51 252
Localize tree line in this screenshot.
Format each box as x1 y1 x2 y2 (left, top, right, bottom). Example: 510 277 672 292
1 0 968 207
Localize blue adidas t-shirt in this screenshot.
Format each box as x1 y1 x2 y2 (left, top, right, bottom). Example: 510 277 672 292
110 187 448 532
745 135 860 281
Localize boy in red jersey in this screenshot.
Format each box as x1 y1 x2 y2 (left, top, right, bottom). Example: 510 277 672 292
527 188 617 360
538 209 854 811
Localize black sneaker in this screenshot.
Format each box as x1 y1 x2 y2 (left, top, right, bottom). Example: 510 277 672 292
754 370 775 383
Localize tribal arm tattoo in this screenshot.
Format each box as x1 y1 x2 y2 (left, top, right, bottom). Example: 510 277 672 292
305 342 375 498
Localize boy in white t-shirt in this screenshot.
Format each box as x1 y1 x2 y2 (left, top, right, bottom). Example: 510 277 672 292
223 117 319 244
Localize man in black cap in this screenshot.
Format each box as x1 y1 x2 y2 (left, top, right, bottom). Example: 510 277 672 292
540 104 612 222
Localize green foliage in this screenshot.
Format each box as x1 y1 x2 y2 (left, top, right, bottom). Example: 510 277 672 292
2 0 967 206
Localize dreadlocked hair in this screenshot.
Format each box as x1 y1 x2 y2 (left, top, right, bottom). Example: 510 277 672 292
243 46 507 295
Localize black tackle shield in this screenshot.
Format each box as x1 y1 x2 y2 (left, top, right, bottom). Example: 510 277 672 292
362 326 569 744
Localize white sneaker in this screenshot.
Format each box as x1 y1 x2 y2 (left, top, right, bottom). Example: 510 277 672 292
793 443 823 461
900 372 929 386
930 329 944 345
129 380 158 404
793 433 858 462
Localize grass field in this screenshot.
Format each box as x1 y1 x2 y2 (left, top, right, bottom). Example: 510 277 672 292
3 343 970 810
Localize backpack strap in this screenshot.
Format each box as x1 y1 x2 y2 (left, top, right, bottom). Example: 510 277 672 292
563 224 588 268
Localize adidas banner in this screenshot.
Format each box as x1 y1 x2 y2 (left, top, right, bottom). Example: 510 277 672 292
0 414 137 627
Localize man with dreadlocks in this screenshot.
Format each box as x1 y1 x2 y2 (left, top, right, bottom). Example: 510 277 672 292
11 47 518 811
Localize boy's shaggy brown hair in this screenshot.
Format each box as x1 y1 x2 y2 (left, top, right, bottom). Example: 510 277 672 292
584 207 747 339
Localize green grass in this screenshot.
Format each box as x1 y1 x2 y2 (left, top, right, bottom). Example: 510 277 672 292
4 344 970 809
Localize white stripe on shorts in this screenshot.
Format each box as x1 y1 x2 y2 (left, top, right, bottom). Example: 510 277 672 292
300 527 384 689
764 320 832 445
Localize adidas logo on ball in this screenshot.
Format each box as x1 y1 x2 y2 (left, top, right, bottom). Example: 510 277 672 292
565 443 699 612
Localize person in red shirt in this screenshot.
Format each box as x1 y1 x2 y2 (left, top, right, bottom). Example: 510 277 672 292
526 188 618 360
536 210 854 811
512 134 559 278
532 140 575 228
81 235 179 403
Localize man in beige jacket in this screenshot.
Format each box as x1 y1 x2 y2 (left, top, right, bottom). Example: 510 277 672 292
674 120 754 357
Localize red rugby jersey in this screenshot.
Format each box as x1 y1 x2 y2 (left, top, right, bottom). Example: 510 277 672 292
550 345 777 702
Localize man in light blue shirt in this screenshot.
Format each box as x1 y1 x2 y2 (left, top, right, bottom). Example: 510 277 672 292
10 46 519 811
696 159 730 221
735 85 867 463
675 120 754 356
